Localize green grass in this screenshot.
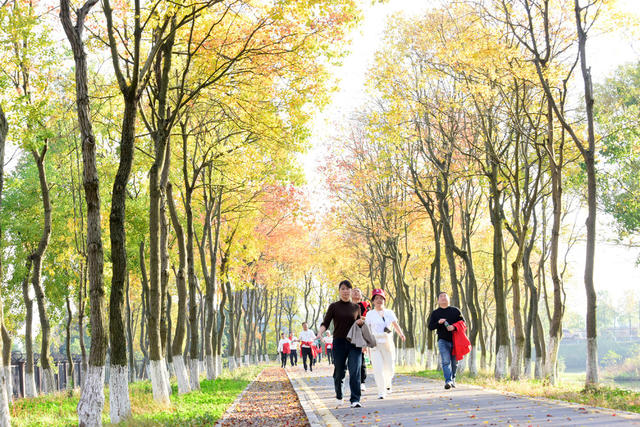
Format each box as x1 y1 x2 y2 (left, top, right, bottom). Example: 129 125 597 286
401 367 640 414
11 364 265 426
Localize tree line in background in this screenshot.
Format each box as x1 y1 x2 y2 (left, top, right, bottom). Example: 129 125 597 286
0 1 638 427
321 0 640 397
0 0 359 425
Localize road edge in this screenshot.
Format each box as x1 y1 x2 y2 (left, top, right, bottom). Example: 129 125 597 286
286 368 342 427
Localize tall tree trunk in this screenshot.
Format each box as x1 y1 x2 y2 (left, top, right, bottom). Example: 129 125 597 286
126 273 135 383
30 145 55 393
21 259 36 397
489 166 509 379
108 97 136 418
61 2 109 423
574 1 599 387
167 183 191 393
66 295 75 390
0 105 12 416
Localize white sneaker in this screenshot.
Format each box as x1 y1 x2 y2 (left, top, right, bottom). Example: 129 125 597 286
350 401 362 408
336 398 344 406
386 386 392 395
377 393 386 399
360 383 366 391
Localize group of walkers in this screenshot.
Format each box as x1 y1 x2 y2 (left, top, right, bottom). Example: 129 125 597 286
278 279 470 409
277 323 334 370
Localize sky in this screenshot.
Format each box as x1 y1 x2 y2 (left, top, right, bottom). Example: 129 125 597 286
303 0 640 316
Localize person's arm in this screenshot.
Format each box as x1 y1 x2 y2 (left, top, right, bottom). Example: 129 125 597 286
317 305 333 339
392 321 405 341
355 304 364 326
278 340 282 352
428 311 438 331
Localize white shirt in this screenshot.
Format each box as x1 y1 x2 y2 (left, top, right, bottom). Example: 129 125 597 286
278 338 290 352
290 337 299 351
365 308 397 343
299 329 316 347
323 336 333 347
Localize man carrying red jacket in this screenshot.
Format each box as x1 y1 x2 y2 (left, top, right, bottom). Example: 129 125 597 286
428 292 464 389
452 320 471 361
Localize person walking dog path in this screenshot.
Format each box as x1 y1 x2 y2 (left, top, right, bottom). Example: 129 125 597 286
287 364 640 426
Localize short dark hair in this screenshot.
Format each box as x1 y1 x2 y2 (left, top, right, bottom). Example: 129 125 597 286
338 280 352 289
302 321 307 325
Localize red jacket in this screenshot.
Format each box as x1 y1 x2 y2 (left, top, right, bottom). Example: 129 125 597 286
452 320 471 361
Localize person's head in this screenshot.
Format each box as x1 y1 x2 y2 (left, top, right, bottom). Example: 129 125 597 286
438 292 450 308
302 322 308 331
351 288 362 303
280 332 285 338
371 288 386 308
338 280 352 301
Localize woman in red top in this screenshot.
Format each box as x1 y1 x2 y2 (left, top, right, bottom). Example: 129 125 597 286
278 333 291 368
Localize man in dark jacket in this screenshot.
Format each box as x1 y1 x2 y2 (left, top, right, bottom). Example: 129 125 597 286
317 280 364 408
428 292 464 389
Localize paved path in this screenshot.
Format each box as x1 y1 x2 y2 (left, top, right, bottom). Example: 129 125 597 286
288 364 640 426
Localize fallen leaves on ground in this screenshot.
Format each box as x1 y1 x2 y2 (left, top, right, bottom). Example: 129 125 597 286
219 367 309 426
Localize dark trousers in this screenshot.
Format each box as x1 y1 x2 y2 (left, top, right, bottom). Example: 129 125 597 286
280 352 288 368
361 352 367 383
290 349 298 366
332 338 362 403
301 347 313 371
327 348 333 364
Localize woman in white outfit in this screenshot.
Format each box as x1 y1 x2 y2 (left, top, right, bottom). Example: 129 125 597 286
365 288 405 399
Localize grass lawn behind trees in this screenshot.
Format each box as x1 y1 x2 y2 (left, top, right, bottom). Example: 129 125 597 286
11 365 263 426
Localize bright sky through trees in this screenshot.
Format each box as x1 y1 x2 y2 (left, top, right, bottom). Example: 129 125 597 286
304 0 640 315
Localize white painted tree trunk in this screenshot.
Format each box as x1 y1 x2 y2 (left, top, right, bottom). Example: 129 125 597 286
534 357 542 379
205 355 215 380
405 347 416 367
510 344 524 380
586 337 599 386
468 347 478 376
41 368 56 394
494 345 508 379
0 368 10 427
228 357 236 371
168 362 174 377
77 365 105 427
109 364 131 424
189 358 200 391
215 355 222 376
523 357 532 379
173 356 191 394
25 372 37 397
424 349 434 370
149 359 170 405
545 336 560 384
163 362 171 395
2 367 12 402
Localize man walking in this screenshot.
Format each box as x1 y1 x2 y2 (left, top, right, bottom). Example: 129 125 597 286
317 280 364 408
289 333 299 367
351 288 370 391
428 292 464 389
323 331 334 365
299 322 316 372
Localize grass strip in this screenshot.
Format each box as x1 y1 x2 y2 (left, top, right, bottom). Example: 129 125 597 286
11 364 265 426
402 368 640 414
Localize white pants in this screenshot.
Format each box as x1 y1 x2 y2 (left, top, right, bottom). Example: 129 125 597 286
370 339 395 395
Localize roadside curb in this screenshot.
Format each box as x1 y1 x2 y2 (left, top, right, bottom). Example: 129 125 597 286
286 369 342 427
214 366 265 426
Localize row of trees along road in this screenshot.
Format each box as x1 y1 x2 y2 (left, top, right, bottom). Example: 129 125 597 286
0 1 639 427
0 0 359 425
322 0 638 392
